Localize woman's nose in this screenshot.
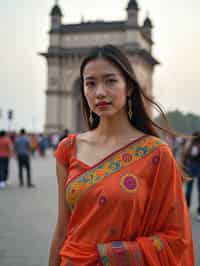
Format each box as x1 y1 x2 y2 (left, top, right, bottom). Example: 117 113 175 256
96 84 106 97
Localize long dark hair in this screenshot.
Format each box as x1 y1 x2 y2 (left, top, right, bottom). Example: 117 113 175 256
79 44 172 138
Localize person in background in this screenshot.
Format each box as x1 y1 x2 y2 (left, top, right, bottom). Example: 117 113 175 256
51 133 60 151
0 130 13 188
38 134 49 157
14 129 35 188
183 131 200 221
59 128 69 142
30 134 38 157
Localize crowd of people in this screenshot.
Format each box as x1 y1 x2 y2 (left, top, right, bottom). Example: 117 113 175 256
170 132 200 221
0 128 69 189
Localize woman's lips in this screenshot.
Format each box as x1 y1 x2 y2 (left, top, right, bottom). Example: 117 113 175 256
96 102 111 109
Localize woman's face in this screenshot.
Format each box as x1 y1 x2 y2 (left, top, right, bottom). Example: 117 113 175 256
83 58 131 119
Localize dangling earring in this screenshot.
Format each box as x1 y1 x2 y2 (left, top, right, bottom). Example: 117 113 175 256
89 110 93 125
128 97 133 120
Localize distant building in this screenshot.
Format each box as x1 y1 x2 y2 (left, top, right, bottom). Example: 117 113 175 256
40 0 159 133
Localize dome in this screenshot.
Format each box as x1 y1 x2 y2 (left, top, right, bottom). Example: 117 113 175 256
50 4 63 16
127 0 139 11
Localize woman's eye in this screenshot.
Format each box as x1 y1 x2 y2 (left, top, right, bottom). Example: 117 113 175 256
85 81 95 88
106 79 117 84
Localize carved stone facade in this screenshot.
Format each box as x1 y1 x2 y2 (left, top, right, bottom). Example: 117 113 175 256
41 0 159 133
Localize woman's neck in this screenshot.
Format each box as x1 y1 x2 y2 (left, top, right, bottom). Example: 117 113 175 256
93 113 141 140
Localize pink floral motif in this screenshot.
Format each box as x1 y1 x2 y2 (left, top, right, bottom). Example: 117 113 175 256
99 195 107 206
120 174 139 194
124 176 137 190
122 153 133 162
152 155 160 165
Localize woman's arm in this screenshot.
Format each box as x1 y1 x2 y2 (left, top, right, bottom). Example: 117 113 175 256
48 160 69 266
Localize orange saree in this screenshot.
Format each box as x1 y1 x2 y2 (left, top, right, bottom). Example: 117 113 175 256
54 134 194 266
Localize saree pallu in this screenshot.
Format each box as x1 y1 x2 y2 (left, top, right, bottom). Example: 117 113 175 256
55 134 194 266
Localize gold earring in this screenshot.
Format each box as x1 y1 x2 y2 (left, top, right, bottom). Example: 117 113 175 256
89 110 93 125
128 98 133 120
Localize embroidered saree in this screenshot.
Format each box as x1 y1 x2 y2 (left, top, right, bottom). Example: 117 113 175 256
54 134 194 266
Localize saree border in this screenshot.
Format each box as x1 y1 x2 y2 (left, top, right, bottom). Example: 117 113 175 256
97 241 146 266
66 136 165 212
65 135 148 188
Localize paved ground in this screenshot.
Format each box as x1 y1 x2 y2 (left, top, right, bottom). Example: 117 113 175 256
0 150 199 265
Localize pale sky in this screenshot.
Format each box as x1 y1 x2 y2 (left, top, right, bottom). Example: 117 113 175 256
0 0 200 132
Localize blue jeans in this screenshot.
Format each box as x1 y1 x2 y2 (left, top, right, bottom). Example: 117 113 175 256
185 160 200 214
0 157 9 182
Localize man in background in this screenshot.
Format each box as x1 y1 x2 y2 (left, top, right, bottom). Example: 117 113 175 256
14 129 35 188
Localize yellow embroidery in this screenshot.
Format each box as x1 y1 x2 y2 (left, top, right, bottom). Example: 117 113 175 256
150 235 163 252
66 136 164 212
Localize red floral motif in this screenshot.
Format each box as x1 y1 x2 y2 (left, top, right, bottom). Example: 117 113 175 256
122 153 133 162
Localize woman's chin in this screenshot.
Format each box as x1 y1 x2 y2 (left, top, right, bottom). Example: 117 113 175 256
96 111 117 119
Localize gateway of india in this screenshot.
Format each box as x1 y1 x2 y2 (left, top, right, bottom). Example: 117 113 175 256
41 0 159 133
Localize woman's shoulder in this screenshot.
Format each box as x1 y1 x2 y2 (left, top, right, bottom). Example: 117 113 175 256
147 135 173 156
76 131 92 145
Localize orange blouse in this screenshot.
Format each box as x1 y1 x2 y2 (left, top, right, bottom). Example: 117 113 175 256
54 133 194 266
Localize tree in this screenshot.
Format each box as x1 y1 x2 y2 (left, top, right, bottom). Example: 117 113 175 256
155 109 200 134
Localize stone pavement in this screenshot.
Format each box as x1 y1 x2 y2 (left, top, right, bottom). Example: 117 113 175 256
0 151 199 266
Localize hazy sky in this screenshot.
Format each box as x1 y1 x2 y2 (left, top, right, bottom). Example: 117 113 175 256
0 0 200 132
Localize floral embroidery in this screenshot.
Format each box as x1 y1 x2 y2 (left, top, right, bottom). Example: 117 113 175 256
108 161 121 171
152 155 160 165
98 242 132 266
135 146 148 157
131 242 145 265
98 244 112 266
150 235 164 252
120 174 139 194
122 153 133 162
112 245 130 265
112 241 124 248
66 136 164 212
99 195 107 206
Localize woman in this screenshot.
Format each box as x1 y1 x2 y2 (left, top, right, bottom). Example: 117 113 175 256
49 45 194 265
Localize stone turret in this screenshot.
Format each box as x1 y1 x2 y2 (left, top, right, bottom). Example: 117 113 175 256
143 15 153 39
126 0 139 26
50 1 63 31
